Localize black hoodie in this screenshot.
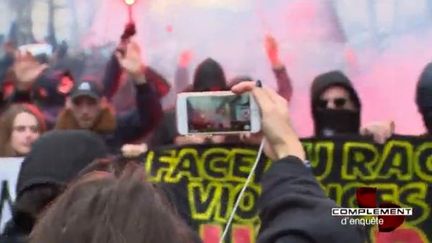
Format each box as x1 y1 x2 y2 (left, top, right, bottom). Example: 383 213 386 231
416 62 432 134
149 58 228 147
192 58 227 92
257 156 366 242
311 71 362 136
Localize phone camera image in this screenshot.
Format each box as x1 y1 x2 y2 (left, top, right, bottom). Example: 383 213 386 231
186 93 251 133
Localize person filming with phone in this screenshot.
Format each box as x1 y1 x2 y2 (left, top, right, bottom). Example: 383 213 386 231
231 81 366 242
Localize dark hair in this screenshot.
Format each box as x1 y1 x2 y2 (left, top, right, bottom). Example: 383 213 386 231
0 104 46 156
192 58 227 92
30 161 196 243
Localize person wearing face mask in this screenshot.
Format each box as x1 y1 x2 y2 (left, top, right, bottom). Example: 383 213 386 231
311 70 394 143
416 62 432 134
0 104 46 157
311 71 361 136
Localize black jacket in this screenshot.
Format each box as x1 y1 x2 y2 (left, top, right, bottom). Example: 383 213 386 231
149 109 178 147
272 66 293 102
258 156 365 243
0 220 27 243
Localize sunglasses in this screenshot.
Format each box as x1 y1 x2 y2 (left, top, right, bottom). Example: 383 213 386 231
318 98 348 109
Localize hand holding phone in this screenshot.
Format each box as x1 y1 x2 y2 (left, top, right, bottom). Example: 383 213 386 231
176 91 261 135
230 81 305 161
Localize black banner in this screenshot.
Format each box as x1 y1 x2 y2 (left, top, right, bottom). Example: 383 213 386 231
143 143 270 243
141 135 431 243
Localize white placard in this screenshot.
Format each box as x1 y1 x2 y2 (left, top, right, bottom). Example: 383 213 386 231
0 158 24 233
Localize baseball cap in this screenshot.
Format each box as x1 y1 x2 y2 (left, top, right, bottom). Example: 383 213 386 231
70 81 102 101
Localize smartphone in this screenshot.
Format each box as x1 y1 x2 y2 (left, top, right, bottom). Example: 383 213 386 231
176 91 261 135
18 44 53 57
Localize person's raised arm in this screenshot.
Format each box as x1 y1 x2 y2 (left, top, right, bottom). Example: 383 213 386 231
265 35 293 102
175 50 192 93
102 51 122 100
113 41 163 144
7 51 48 104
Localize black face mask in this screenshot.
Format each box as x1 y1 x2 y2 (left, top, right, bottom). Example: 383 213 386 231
313 109 360 137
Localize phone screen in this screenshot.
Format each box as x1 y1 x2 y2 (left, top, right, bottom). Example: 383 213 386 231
186 93 252 133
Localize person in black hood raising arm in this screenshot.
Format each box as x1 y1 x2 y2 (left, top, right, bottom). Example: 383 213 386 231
263 34 393 143
311 70 394 143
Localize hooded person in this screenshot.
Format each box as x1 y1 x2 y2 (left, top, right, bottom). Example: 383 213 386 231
190 58 227 92
311 70 362 137
0 130 108 243
416 62 432 134
149 58 228 147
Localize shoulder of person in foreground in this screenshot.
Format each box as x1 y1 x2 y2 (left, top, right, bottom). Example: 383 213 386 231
258 155 367 243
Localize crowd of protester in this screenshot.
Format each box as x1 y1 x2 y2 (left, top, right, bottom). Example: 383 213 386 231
0 31 430 243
